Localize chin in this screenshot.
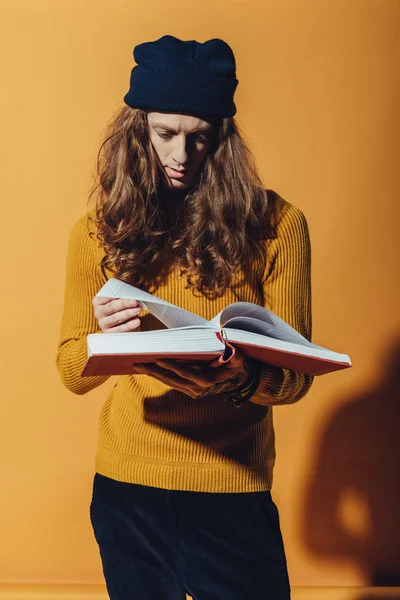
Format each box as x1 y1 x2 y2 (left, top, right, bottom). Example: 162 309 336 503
169 179 191 189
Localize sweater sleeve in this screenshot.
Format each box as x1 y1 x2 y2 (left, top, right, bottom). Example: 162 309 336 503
56 215 111 395
249 201 314 406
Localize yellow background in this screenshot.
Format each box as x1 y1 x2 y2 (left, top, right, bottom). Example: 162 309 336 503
1 0 399 590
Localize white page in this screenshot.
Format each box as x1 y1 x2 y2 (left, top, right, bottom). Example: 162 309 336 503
224 317 330 350
96 278 212 329
87 326 224 355
222 316 315 346
217 302 311 345
209 311 224 328
225 328 351 365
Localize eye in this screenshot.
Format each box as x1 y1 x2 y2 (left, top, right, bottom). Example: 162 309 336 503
156 131 210 143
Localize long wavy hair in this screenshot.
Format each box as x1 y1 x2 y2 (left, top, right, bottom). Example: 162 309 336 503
88 105 271 298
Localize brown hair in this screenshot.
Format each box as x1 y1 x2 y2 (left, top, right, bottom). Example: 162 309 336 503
88 106 270 298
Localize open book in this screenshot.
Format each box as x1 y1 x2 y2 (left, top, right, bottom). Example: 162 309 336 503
81 278 352 377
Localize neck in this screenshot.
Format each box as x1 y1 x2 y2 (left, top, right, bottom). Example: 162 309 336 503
159 185 190 208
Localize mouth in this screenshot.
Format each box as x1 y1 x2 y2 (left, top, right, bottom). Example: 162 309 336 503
165 166 189 179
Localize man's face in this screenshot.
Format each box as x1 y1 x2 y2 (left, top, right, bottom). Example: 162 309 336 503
147 111 216 193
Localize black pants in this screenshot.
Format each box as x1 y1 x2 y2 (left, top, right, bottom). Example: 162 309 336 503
90 473 291 600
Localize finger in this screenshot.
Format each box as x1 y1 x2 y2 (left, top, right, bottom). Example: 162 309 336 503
134 363 196 392
92 295 114 306
158 362 241 394
100 307 141 329
134 362 180 379
160 359 206 369
134 363 238 398
104 318 141 333
155 360 241 389
134 363 200 394
155 359 216 385
94 297 140 315
174 360 205 370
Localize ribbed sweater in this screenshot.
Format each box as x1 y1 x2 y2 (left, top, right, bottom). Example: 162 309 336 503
56 191 313 493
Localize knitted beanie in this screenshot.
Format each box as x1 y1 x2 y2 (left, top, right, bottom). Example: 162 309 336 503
123 34 238 117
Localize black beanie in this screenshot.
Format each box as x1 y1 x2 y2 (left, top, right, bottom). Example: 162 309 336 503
123 35 239 118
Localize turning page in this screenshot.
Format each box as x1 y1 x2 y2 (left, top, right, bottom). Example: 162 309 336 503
211 302 314 346
96 278 212 329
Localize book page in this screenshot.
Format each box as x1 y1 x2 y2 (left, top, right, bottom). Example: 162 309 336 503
224 328 352 371
96 278 212 329
217 302 314 346
223 316 319 347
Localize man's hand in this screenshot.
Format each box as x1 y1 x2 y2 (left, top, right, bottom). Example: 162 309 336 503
131 348 254 399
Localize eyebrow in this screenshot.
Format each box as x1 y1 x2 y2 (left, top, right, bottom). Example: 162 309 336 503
150 122 213 134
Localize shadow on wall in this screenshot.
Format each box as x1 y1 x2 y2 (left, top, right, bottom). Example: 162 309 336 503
358 596 400 600
301 337 400 587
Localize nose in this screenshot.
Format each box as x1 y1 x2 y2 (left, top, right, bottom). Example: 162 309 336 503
171 134 190 167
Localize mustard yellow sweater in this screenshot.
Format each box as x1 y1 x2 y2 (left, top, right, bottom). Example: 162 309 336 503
56 191 313 493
